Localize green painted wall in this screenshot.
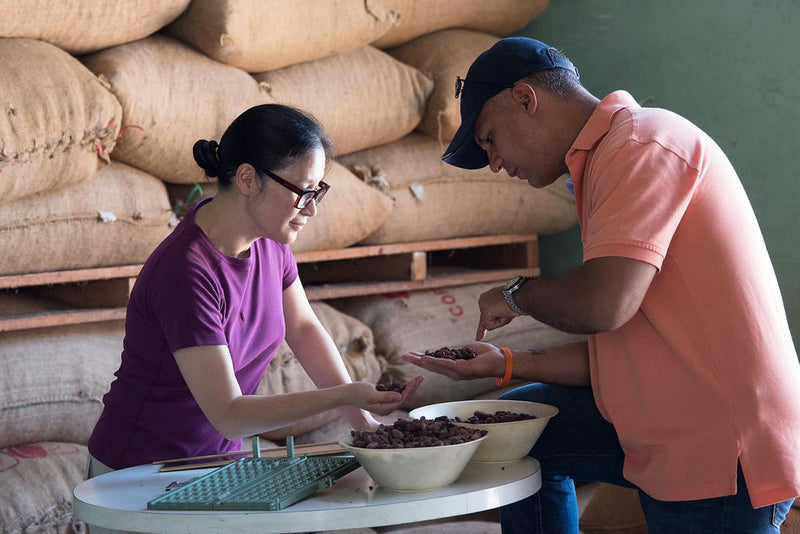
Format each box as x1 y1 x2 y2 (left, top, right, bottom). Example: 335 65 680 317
519 0 800 351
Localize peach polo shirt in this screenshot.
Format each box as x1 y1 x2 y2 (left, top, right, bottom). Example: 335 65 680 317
566 91 800 507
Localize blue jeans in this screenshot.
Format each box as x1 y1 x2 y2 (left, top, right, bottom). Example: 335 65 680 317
498 383 794 534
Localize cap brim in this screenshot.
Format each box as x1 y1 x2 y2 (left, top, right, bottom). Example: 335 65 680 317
441 107 489 170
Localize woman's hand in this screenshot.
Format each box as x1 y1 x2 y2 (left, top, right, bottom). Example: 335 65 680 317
401 342 505 381
344 376 424 416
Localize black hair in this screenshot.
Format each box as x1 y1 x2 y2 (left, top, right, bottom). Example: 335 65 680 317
192 104 334 189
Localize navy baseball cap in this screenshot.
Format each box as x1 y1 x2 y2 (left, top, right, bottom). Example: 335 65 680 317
442 37 578 169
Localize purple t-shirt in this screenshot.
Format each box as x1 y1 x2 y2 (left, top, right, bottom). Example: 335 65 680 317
88 198 298 469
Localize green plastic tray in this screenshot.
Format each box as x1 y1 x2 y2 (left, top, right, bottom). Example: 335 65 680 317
147 437 359 511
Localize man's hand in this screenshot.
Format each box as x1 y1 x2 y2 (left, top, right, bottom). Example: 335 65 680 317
401 343 506 381
476 285 520 341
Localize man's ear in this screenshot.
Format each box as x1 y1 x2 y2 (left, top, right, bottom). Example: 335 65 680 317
512 82 538 116
234 164 259 195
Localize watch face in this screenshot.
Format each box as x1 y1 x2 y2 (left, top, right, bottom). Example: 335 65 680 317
504 276 523 291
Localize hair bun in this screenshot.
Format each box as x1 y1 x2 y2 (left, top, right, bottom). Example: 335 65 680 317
192 139 221 178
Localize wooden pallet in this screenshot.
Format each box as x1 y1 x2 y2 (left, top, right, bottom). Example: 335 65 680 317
0 234 538 332
0 267 139 332
298 234 538 299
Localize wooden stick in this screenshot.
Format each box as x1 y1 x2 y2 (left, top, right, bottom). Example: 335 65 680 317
153 441 346 467
160 459 240 472
158 444 351 472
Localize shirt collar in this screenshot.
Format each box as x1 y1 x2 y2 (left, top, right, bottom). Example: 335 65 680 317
564 91 640 209
569 90 639 154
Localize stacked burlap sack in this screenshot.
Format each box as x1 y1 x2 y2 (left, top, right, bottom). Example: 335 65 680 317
0 5 189 532
0 292 123 532
0 0 190 55
0 2 188 272
0 36 177 276
165 0 548 71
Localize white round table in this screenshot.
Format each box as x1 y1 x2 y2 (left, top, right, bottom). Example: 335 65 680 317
73 457 541 533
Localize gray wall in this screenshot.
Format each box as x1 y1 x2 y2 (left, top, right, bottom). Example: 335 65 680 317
520 0 800 351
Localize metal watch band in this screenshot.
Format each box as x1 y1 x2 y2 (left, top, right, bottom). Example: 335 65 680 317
503 289 527 315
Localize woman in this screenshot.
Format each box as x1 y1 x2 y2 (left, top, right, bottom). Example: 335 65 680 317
87 104 421 476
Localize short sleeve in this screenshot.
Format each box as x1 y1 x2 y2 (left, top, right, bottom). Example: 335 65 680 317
281 244 298 290
581 135 701 270
147 260 229 353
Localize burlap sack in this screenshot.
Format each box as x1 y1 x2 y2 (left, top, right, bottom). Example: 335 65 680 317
331 282 584 410
257 302 383 441
337 133 578 245
80 34 274 184
389 29 499 143
254 46 434 156
0 442 88 533
0 0 190 54
0 294 124 447
0 162 173 276
0 38 121 204
164 161 394 254
371 0 548 49
167 0 397 72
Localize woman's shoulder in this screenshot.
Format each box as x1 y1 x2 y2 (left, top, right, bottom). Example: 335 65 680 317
138 220 222 290
254 238 297 269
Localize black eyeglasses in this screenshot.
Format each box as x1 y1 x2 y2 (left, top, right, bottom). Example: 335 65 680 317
261 169 330 210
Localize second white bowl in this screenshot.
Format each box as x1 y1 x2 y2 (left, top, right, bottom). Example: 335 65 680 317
409 399 558 463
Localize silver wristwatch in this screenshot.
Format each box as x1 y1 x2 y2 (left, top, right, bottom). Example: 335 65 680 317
502 275 528 315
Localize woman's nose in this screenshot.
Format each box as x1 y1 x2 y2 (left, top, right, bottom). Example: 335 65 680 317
300 200 317 217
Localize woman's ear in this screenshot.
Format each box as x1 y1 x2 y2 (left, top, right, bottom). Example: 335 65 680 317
234 164 259 196
512 82 538 116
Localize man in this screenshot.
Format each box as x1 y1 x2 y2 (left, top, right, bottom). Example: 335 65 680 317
401 37 800 533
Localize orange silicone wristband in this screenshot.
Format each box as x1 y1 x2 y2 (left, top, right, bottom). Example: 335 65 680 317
496 347 513 386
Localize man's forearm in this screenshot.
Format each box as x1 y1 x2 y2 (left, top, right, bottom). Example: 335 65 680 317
511 342 590 386
513 266 607 334
512 257 656 334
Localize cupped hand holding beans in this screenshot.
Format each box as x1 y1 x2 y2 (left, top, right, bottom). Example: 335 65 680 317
346 376 424 415
400 342 506 381
375 380 407 393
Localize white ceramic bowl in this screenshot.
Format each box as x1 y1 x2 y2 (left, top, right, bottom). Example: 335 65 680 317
409 399 558 464
340 431 489 492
